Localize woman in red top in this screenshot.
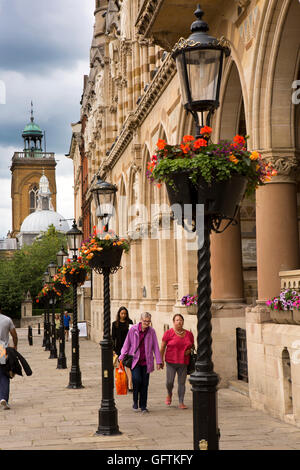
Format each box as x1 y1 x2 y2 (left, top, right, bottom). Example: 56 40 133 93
160 314 194 409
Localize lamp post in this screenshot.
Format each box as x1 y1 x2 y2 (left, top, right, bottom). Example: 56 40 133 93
91 176 121 436
43 270 51 352
56 247 68 369
172 4 230 450
48 261 58 359
66 220 84 389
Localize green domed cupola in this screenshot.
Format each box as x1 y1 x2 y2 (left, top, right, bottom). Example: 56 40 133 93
22 102 44 154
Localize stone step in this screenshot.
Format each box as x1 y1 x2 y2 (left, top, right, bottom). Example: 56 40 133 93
228 379 249 397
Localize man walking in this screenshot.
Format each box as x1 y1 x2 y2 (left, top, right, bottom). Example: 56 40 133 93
0 307 18 410
63 311 71 342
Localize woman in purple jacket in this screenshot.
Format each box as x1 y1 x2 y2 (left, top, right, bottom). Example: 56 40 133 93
119 312 162 413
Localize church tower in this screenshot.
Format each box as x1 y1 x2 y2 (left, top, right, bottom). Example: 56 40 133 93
10 104 57 237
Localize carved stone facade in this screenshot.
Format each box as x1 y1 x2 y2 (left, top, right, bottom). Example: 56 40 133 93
69 0 300 414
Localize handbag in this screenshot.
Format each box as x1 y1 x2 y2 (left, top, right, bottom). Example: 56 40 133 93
115 361 128 395
122 330 148 369
187 351 197 375
122 353 133 368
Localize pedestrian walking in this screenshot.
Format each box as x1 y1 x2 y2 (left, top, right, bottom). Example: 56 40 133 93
63 311 71 341
119 312 162 413
112 306 133 391
160 314 194 409
55 314 60 338
0 306 18 410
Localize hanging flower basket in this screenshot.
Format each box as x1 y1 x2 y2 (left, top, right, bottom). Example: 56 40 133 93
61 257 89 286
165 171 247 219
80 227 130 271
52 272 71 294
88 246 124 270
146 128 277 224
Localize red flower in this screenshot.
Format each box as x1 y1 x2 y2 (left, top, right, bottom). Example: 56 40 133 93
194 138 207 149
233 135 245 146
200 126 212 136
180 143 190 154
182 135 195 143
157 139 167 150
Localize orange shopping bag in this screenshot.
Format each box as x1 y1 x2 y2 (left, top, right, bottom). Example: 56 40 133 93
115 360 128 395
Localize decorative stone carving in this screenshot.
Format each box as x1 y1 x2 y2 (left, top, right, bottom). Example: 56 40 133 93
119 0 131 40
106 0 120 35
95 67 105 106
264 155 298 183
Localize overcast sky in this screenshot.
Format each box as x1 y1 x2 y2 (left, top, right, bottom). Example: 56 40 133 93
0 0 95 237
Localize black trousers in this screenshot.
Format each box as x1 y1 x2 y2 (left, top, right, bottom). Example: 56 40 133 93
131 364 149 410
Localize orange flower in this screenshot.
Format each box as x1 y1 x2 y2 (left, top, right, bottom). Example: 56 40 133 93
233 135 245 146
200 126 212 136
193 138 207 149
180 143 190 154
229 154 239 164
182 135 195 143
250 151 260 161
157 139 167 150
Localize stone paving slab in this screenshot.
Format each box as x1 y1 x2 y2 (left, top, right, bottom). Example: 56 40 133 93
0 328 300 451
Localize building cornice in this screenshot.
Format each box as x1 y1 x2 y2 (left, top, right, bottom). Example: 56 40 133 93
135 0 164 37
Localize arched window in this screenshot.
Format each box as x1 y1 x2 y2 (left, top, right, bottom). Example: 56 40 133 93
29 185 38 213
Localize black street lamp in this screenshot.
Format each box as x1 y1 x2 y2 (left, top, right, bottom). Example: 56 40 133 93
172 5 230 451
43 270 51 352
172 4 229 139
66 220 84 389
56 247 68 369
91 176 121 436
92 175 117 232
48 261 58 359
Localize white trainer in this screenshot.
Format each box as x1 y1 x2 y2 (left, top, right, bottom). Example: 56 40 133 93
0 399 10 410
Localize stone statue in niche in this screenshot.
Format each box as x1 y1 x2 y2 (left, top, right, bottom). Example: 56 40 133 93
109 40 119 78
95 67 105 106
105 0 120 35
119 0 130 40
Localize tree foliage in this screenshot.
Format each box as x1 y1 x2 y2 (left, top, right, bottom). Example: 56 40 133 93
0 226 68 318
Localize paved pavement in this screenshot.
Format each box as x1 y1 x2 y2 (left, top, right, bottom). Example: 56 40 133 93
1 328 300 451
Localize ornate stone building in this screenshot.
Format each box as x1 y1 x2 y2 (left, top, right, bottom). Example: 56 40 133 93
69 0 300 424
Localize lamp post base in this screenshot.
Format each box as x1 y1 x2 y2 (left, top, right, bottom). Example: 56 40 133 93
96 408 121 436
189 370 220 450
67 369 84 389
57 356 67 369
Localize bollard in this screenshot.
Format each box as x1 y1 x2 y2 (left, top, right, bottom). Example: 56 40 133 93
38 323 41 335
28 325 33 346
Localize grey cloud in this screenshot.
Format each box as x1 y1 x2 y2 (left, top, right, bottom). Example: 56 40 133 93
0 0 94 74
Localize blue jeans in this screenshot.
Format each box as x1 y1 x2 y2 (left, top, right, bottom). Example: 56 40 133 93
0 366 9 403
131 365 149 410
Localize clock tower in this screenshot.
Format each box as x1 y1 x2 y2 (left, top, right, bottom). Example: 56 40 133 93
10 105 57 237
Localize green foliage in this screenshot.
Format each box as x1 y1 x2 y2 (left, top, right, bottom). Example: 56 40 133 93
0 226 67 318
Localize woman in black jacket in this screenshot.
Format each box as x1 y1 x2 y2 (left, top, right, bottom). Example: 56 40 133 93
112 306 133 391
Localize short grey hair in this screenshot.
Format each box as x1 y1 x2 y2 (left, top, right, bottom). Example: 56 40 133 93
140 312 151 320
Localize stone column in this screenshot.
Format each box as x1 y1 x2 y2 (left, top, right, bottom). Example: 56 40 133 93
256 154 299 301
140 223 159 311
211 214 244 302
155 212 177 312
129 239 142 311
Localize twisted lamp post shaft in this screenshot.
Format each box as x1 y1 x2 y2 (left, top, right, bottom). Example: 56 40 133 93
97 267 120 435
189 216 220 451
68 280 83 388
57 292 67 369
